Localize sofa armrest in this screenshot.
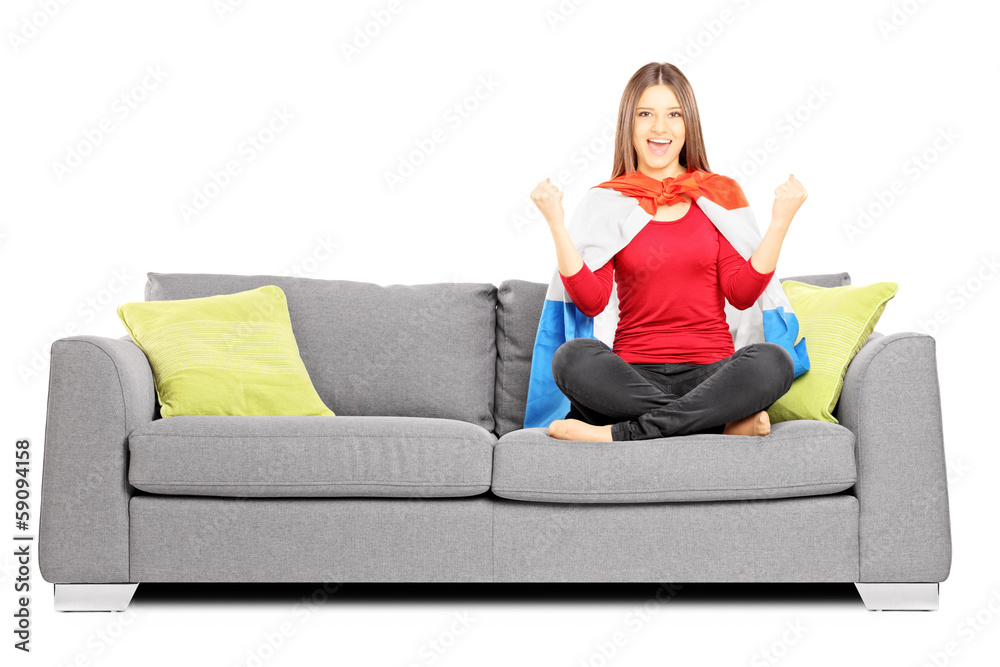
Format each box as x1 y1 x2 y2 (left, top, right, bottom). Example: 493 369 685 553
836 331 952 582
39 335 157 583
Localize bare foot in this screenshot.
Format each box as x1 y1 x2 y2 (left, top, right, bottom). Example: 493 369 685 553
723 410 771 437
548 418 614 442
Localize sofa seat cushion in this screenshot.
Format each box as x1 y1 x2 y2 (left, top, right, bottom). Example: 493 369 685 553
491 420 856 503
128 415 495 498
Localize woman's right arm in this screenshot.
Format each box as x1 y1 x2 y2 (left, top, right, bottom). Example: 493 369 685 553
550 224 584 278
530 178 584 276
531 179 613 316
560 260 614 317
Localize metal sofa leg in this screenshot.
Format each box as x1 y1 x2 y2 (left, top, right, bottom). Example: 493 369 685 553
54 584 139 612
855 583 939 611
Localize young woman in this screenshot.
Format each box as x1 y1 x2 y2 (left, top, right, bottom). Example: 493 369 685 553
529 62 807 442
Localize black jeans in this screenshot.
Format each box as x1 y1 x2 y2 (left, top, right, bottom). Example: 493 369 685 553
551 338 795 441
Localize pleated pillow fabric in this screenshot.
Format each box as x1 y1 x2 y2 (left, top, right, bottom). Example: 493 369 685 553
117 285 335 418
766 280 898 424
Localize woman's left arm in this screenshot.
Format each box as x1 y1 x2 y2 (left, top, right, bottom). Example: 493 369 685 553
749 174 808 274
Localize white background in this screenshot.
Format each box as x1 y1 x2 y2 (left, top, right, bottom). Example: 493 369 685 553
2 0 998 665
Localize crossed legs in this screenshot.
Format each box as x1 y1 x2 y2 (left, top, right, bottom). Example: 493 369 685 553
549 338 794 441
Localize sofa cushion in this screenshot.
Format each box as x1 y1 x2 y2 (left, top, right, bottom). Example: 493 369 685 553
493 272 851 438
491 419 855 503
117 285 335 418
128 415 495 497
778 272 851 289
494 279 548 439
767 280 899 425
145 273 498 432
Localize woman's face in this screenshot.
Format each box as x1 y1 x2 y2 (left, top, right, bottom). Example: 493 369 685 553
631 84 687 180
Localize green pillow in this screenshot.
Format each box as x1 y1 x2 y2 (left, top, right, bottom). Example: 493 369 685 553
766 280 899 424
117 285 335 418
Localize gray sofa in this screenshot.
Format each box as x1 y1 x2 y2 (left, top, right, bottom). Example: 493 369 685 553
38 271 952 612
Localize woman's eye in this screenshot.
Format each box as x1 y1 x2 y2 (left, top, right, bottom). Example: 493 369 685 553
637 111 682 117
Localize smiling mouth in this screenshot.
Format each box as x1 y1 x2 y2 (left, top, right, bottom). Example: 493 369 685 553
647 139 671 155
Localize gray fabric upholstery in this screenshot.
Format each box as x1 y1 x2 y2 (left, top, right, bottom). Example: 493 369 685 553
779 271 851 288
838 332 952 582
493 495 859 581
492 419 856 503
494 279 547 438
145 272 498 432
493 272 851 437
129 415 495 497
39 336 157 583
37 269 954 591
130 496 493 582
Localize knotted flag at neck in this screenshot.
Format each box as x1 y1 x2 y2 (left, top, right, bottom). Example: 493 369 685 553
593 168 713 214
522 167 811 429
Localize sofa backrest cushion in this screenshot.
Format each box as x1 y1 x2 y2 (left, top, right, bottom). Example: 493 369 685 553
146 273 498 432
494 279 548 439
778 272 851 289
493 271 851 438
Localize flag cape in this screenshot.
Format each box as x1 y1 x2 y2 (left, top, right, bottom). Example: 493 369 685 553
523 169 810 429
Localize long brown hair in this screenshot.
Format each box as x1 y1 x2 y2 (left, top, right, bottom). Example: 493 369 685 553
611 62 712 179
